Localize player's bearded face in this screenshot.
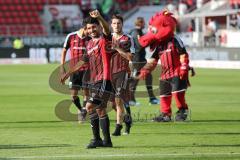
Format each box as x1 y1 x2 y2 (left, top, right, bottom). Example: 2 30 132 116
87 24 100 38
111 19 123 34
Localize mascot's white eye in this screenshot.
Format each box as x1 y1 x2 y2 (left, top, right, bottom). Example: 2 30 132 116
150 26 158 34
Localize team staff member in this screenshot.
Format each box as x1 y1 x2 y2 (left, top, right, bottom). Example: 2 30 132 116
129 17 159 106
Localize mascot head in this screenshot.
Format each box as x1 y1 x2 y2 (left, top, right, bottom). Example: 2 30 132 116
139 10 177 48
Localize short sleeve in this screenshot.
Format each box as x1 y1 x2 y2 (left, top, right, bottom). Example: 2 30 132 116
151 48 159 60
174 35 187 54
63 34 71 50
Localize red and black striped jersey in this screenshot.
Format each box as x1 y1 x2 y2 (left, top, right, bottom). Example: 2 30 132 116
63 31 90 71
151 35 188 80
86 35 112 83
111 33 135 74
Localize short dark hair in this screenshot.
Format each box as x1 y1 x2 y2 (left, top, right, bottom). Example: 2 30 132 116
111 14 123 23
83 16 99 26
135 17 144 27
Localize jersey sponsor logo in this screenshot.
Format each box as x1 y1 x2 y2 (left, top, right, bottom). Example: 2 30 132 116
87 45 99 55
73 47 86 50
159 48 172 54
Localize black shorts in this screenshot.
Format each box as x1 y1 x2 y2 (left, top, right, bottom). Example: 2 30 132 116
112 71 129 102
160 76 188 96
69 70 89 90
88 80 113 108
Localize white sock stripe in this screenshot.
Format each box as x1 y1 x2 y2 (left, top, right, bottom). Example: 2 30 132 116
159 95 172 98
171 89 186 94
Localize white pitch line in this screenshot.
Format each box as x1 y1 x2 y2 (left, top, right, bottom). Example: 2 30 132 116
7 152 240 159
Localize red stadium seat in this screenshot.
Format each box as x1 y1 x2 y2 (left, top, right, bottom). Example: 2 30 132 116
26 11 32 17
5 18 14 24
12 17 21 24
49 0 59 4
20 0 28 4
28 0 35 4
0 26 8 35
62 0 73 4
37 4 44 11
16 5 23 11
9 5 15 11
13 0 20 4
31 12 39 17
19 11 25 17
11 11 19 17
4 12 11 18
29 5 37 11
23 5 29 11
21 17 29 24
0 0 5 4
0 18 5 24
0 5 8 11
5 0 12 5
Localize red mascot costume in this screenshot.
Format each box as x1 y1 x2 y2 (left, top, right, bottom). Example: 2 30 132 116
138 10 195 122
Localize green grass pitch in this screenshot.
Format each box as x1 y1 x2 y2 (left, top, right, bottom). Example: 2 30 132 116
0 64 240 160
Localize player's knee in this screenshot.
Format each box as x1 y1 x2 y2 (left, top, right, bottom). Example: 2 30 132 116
96 108 106 118
115 97 123 105
89 111 98 120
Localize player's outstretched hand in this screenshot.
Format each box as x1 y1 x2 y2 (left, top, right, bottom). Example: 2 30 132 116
179 63 189 80
189 67 196 77
89 10 100 18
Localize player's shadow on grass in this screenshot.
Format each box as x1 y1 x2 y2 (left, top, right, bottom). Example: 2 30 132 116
134 132 240 135
0 121 63 124
193 120 240 123
126 144 240 149
0 144 73 150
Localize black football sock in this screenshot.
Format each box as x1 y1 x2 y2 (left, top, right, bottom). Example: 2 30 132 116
83 100 87 108
145 74 156 99
89 112 101 140
124 103 131 115
99 115 111 142
72 96 82 111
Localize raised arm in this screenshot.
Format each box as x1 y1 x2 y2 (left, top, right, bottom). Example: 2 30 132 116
89 10 110 36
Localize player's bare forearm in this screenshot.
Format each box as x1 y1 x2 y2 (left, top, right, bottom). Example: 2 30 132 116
98 15 110 36
69 61 85 75
60 61 85 84
115 48 133 61
143 59 157 72
60 48 67 74
136 58 157 80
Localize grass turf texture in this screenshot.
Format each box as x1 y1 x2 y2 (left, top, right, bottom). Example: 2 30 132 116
0 64 240 160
